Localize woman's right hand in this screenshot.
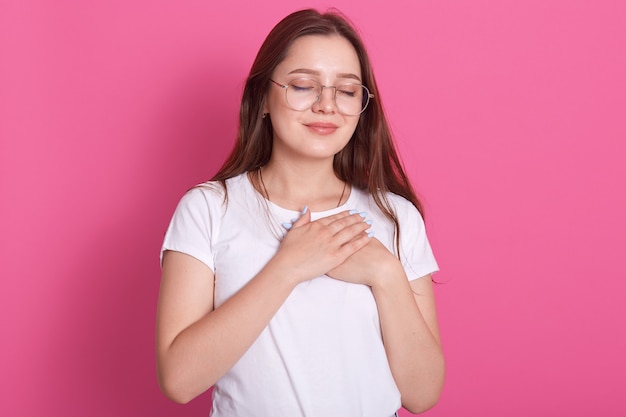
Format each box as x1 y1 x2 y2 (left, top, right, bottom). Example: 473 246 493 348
269 207 373 284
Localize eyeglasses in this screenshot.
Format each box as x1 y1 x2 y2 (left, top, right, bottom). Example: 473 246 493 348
270 78 374 116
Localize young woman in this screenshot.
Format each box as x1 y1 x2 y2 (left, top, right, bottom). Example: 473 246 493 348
157 9 444 417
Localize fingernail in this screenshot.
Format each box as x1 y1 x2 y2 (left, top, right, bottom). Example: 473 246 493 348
367 231 375 238
365 219 373 225
349 209 358 215
301 205 308 215
358 211 367 218
282 222 293 230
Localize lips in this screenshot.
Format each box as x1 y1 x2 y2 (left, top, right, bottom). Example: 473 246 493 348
305 122 338 135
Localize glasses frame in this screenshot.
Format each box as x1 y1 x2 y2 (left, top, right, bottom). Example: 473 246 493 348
270 78 374 116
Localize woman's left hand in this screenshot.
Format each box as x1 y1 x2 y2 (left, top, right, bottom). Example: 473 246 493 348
326 237 402 287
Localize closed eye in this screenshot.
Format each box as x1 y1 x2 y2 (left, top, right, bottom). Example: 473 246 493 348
292 85 315 92
337 85 361 98
337 89 357 97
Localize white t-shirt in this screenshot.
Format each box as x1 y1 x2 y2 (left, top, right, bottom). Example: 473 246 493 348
161 173 438 417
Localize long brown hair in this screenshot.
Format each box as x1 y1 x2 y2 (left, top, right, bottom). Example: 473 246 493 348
212 9 424 250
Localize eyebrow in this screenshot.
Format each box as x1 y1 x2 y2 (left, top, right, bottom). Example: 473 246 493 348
287 68 362 82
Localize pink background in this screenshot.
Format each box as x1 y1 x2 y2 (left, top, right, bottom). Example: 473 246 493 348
2 0 625 416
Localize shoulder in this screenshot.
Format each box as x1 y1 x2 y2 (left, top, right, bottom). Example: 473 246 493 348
384 191 418 211
354 188 423 222
181 173 249 206
180 181 224 210
385 192 424 223
373 191 438 277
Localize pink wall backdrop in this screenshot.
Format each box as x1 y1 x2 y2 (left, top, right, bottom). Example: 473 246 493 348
2 0 625 416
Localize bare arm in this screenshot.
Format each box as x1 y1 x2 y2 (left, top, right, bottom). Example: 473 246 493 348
156 250 298 403
328 239 445 413
373 270 444 413
156 209 372 403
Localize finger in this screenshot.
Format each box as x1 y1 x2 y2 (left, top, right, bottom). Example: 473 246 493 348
336 230 374 259
291 205 311 227
325 211 369 235
313 209 355 226
282 206 310 230
332 218 372 244
315 210 367 230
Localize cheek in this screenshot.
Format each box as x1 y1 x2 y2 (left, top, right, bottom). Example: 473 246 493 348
264 88 285 114
346 117 360 135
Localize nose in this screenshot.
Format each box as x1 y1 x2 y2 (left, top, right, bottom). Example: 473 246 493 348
312 86 337 113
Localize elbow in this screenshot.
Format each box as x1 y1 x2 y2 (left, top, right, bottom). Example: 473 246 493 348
158 377 194 404
402 383 444 414
403 393 442 414
161 389 194 405
157 368 201 405
156 349 218 404
402 362 446 413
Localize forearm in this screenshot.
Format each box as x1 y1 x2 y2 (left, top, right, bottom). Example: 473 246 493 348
158 260 297 403
372 269 445 413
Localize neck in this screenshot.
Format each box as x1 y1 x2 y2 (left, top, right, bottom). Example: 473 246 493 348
257 160 348 211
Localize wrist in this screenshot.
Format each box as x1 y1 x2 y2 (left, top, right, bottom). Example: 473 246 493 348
369 260 405 291
264 253 309 288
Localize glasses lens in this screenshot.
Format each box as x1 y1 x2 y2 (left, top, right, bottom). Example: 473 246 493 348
335 83 369 116
286 79 320 111
285 79 371 115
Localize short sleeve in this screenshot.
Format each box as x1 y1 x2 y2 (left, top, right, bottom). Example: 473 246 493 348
160 185 223 272
395 198 439 281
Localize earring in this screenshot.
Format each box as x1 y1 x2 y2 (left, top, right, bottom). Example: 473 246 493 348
262 113 269 119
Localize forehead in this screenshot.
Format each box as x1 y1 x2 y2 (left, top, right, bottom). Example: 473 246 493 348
276 35 361 79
